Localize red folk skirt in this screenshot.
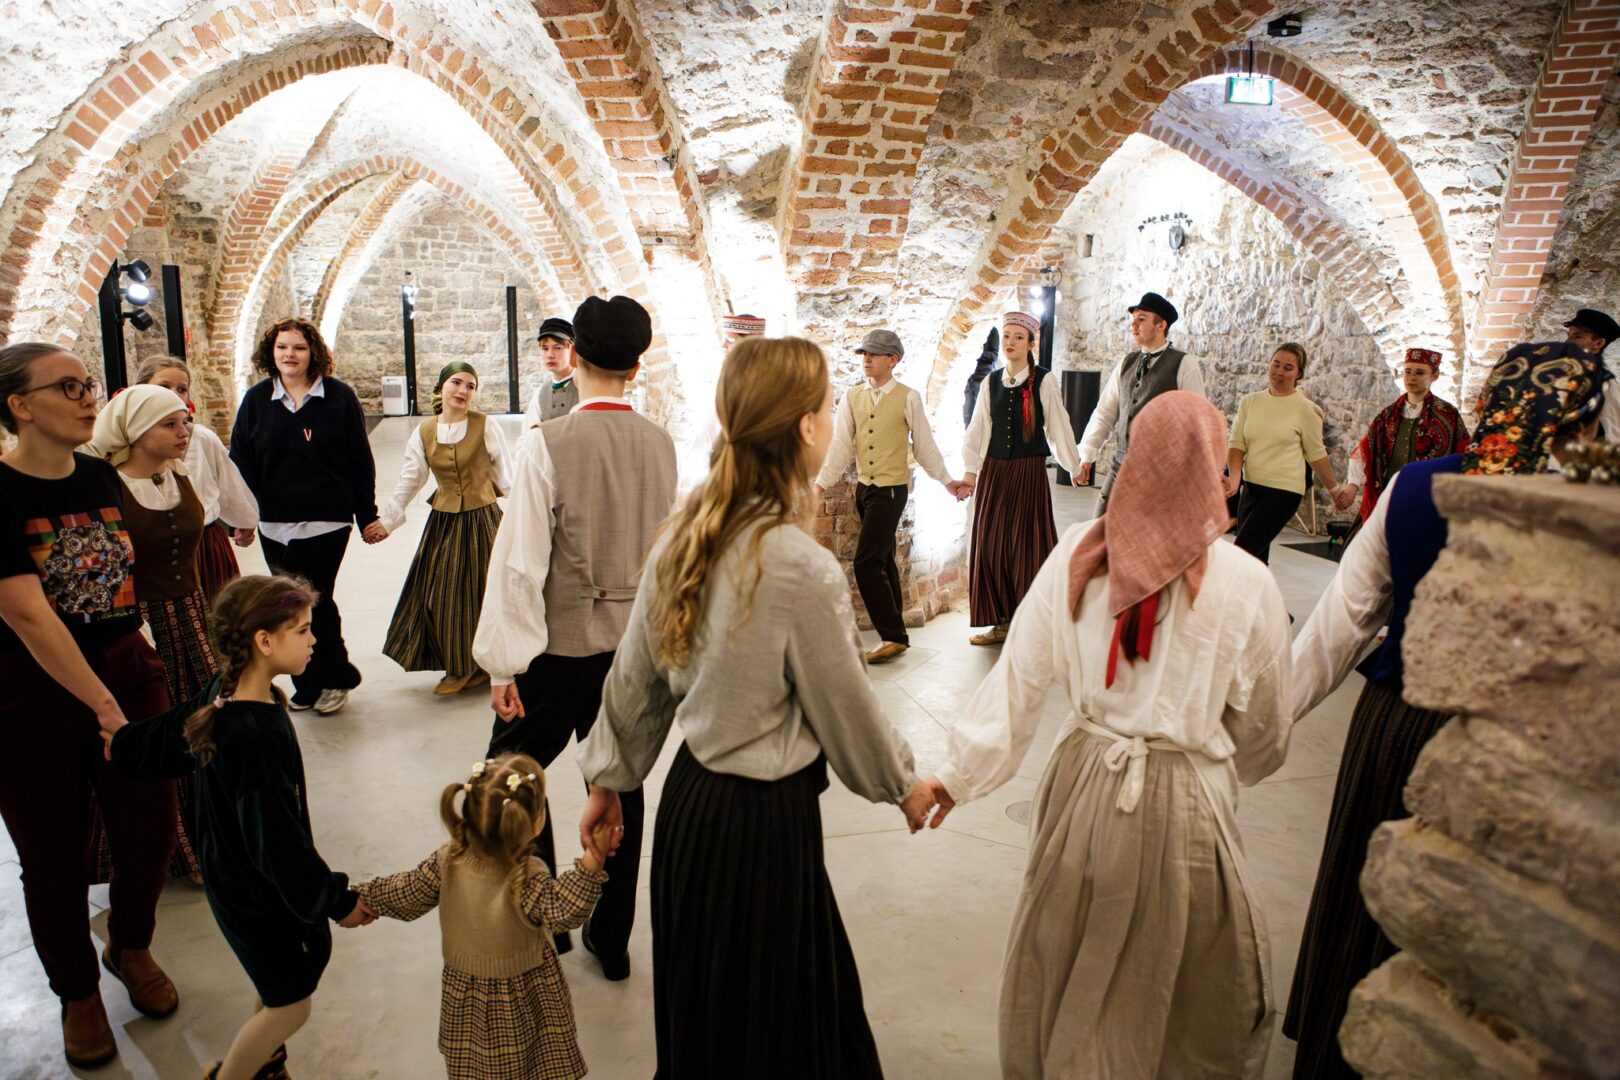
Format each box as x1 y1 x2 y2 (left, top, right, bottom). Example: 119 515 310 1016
969 455 1058 628
196 520 241 608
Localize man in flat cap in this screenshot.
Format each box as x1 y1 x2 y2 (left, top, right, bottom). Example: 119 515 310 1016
523 316 579 428
814 329 964 664
1562 307 1619 438
1076 291 1206 513
475 294 676 982
1343 347 1471 522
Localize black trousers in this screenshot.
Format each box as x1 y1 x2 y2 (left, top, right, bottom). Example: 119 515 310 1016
853 482 908 645
1233 481 1302 565
488 651 643 958
261 527 362 703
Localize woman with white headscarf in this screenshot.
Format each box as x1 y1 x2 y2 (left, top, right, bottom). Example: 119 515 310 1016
89 384 215 881
923 391 1293 1079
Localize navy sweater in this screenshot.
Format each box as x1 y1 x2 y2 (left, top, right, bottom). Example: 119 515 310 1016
230 377 378 528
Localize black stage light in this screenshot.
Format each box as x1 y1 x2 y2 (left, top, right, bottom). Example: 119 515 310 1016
123 308 154 331
124 280 154 305
1267 13 1303 37
124 259 151 283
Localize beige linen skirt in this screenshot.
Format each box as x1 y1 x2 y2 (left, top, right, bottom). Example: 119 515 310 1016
1001 726 1269 1080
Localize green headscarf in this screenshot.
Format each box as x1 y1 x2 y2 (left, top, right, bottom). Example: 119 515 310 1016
432 361 479 415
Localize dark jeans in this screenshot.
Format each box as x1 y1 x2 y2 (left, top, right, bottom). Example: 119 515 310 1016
853 482 909 645
0 634 176 1000
1233 481 1302 565
488 651 643 958
261 527 362 703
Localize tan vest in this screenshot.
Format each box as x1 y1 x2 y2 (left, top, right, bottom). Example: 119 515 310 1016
540 408 677 656
421 412 500 514
849 383 913 487
437 850 551 979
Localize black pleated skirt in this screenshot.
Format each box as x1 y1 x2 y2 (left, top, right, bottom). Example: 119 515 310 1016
1283 678 1454 1080
382 504 501 676
651 745 884 1080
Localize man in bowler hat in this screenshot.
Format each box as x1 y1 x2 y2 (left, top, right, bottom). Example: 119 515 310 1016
1562 308 1619 439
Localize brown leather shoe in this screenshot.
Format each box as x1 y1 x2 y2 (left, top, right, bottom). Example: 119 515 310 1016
865 641 909 664
102 944 179 1018
969 624 1008 646
433 673 471 696
62 992 117 1069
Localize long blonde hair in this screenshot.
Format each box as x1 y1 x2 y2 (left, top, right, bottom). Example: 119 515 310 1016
653 336 828 668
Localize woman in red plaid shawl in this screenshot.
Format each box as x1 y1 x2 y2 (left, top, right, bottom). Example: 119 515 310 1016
1343 348 1469 521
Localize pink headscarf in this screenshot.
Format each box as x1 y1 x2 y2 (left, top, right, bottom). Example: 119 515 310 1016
1067 391 1232 684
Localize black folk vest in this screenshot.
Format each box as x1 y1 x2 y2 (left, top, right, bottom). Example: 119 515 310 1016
1112 347 1186 468
987 367 1051 460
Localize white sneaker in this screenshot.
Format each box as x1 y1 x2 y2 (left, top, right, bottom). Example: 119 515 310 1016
313 689 349 715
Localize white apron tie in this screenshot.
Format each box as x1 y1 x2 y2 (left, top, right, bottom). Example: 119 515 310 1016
1077 717 1178 814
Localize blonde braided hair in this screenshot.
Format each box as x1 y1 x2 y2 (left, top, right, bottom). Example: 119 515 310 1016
439 753 548 915
185 575 316 762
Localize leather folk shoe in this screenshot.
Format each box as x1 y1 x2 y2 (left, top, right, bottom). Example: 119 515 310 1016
969 624 1009 646
62 992 117 1069
102 944 179 1018
865 641 909 665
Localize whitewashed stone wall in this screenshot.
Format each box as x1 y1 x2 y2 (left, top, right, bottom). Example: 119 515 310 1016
332 195 543 415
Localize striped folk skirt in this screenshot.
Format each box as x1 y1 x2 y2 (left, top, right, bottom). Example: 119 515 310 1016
1001 727 1267 1079
383 504 501 677
650 746 884 1080
970 455 1059 627
196 520 241 608
1283 678 1454 1080
93 592 215 882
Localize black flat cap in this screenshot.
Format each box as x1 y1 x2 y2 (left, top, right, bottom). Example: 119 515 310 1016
1565 308 1619 350
536 316 574 343
572 295 652 371
1127 291 1178 328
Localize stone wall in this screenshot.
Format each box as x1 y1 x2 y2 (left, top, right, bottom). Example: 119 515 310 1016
1053 138 1392 497
1340 474 1620 1079
332 194 543 415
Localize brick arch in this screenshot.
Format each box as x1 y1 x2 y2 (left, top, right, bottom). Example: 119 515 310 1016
777 1 981 338
1185 43 1466 364
313 174 418 340
1141 122 1407 356
1462 0 1620 401
0 0 648 349
922 0 1274 403
220 155 562 399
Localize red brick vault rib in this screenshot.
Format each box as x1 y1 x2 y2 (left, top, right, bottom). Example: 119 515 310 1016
780 0 982 341
1186 42 1467 367
312 174 420 337
0 1 637 352
922 0 1276 406
1463 0 1620 403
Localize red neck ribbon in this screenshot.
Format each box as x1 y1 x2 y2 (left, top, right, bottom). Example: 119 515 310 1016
577 401 633 412
1104 591 1160 689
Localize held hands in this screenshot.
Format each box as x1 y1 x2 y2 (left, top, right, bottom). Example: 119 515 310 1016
361 521 388 544
1331 484 1358 511
921 776 956 829
944 479 972 502
1076 461 1093 486
95 700 128 761
1222 470 1241 499
900 779 936 834
579 786 624 867
337 896 377 929
232 527 256 548
491 682 525 722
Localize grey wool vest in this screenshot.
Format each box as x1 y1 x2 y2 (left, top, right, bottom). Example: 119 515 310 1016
1111 347 1186 468
539 409 677 657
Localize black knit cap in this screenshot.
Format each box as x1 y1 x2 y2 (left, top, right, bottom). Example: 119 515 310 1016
571 295 652 371
1127 291 1178 328
536 316 574 344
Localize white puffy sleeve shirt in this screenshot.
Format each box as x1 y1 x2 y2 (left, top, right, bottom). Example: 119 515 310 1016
471 423 560 686
184 424 259 529
935 523 1292 804
379 418 514 534
962 367 1082 477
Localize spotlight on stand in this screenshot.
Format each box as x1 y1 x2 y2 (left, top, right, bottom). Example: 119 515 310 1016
401 271 420 415
124 308 154 331
125 259 151 283
99 259 159 393
124 280 154 306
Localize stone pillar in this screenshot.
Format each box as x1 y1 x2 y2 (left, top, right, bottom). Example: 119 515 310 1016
1338 474 1620 1079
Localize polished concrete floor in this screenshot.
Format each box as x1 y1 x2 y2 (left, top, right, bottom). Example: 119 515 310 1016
0 417 1359 1079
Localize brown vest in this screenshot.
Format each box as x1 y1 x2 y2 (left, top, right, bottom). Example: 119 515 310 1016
421 412 500 514
540 408 677 657
122 473 205 602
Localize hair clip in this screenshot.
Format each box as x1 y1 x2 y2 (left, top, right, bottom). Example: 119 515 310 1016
504 772 536 793
213 696 229 709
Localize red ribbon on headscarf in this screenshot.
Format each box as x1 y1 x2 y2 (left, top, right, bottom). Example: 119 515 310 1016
1104 591 1159 688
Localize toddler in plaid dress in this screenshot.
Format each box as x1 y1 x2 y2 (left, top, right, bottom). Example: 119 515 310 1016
357 755 620 1079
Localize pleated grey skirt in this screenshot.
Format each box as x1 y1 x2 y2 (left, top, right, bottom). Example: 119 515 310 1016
382 504 500 676
1002 727 1268 1080
650 744 884 1080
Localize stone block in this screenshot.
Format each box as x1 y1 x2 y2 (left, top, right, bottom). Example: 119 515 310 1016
1404 476 1620 786
1406 716 1620 924
1340 953 1590 1080
1361 818 1620 1074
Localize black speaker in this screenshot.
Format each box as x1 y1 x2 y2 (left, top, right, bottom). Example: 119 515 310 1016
1054 370 1102 486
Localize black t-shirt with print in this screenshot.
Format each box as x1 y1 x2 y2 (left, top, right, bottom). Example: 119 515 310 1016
0 454 141 652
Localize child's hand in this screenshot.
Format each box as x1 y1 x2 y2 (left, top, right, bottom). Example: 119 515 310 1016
337 897 377 928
